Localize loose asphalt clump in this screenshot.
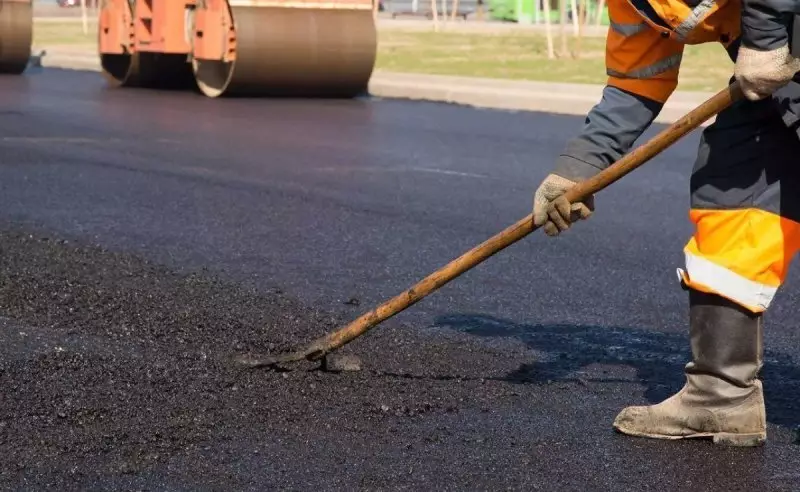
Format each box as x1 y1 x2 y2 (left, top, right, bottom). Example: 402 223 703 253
0 227 538 490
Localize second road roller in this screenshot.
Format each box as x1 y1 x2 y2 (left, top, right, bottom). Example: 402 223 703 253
98 0 378 98
0 0 32 75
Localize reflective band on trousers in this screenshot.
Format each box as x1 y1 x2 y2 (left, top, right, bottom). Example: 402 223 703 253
607 52 682 79
675 0 717 40
681 252 777 311
609 19 648 36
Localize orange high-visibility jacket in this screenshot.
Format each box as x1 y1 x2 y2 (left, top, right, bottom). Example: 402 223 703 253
606 0 740 103
553 0 800 182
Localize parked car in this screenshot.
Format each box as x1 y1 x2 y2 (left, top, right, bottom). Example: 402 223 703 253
56 0 100 7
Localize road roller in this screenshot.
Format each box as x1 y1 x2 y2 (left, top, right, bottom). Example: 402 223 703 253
98 0 378 97
0 0 32 75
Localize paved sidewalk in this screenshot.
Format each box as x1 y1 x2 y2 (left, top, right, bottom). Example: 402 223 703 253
369 71 715 123
34 46 717 125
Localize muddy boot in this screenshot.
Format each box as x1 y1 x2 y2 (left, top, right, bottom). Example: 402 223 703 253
612 288 766 447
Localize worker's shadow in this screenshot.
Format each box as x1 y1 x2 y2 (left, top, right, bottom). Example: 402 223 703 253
433 313 800 428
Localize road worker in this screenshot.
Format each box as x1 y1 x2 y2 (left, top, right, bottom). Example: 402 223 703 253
532 0 800 446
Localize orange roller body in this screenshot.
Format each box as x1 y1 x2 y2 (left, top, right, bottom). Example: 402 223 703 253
98 0 377 97
0 0 32 75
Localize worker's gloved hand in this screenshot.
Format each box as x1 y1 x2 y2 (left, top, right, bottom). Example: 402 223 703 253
734 44 800 101
532 173 594 237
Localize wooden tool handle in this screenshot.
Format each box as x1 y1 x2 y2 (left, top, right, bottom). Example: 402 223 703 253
240 82 744 368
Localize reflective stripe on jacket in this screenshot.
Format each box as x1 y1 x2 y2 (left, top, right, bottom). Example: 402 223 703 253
605 0 740 103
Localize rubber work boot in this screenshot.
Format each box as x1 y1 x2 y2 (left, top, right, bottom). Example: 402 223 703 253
612 289 766 447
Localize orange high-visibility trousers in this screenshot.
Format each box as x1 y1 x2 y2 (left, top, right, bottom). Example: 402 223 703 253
678 95 800 314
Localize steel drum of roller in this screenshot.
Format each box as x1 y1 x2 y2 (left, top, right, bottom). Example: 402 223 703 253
101 45 197 91
192 2 377 98
0 0 32 75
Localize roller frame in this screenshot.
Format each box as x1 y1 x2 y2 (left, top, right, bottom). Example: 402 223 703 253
97 0 377 98
98 0 197 90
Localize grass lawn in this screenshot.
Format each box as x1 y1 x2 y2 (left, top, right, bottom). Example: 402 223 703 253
376 30 735 92
33 20 98 48
33 19 735 92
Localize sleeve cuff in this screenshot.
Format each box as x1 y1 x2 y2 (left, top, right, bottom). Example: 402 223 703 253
553 155 605 181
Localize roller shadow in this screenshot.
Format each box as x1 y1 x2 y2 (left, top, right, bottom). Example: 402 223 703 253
433 313 800 428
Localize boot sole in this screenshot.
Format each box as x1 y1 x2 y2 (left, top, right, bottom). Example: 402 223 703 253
613 425 766 447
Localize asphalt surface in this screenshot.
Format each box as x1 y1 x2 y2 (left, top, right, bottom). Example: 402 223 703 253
0 67 798 490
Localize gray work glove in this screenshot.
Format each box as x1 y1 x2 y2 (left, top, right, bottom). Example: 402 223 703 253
734 44 800 101
532 173 594 237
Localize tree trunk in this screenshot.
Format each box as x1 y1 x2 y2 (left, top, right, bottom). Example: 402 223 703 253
574 0 584 58
559 0 568 57
596 0 606 25
570 0 579 36
544 0 555 59
81 0 89 35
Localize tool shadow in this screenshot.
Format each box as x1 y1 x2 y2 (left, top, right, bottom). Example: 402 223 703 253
433 313 800 428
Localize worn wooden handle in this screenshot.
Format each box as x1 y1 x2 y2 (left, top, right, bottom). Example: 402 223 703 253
238 82 744 368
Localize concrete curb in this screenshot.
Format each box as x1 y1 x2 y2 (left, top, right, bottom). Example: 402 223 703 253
39 53 100 72
38 51 717 125
367 72 715 124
